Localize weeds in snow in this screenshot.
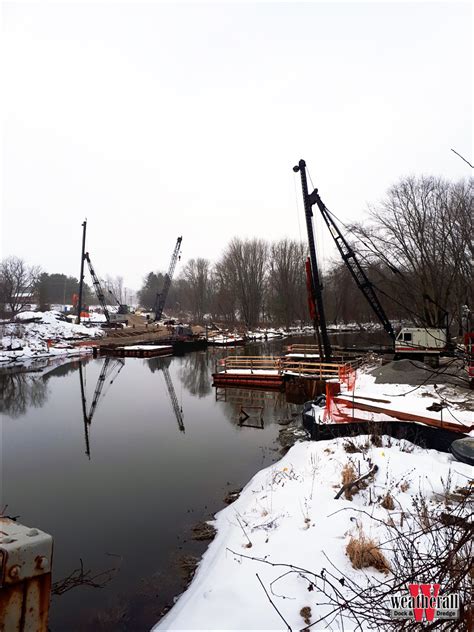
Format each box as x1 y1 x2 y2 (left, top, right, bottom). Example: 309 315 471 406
380 491 395 510
346 528 391 574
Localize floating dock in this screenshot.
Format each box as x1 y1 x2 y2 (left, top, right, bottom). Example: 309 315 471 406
212 355 359 393
99 344 173 358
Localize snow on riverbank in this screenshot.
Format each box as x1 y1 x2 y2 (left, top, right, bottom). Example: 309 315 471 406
0 311 103 364
155 435 472 630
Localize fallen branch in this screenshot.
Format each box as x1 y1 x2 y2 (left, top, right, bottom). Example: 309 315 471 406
52 558 119 596
334 464 378 500
256 573 293 631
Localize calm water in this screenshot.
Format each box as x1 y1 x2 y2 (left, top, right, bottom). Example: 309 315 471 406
1 340 301 631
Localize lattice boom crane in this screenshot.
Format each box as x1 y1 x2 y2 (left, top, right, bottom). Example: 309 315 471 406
154 237 182 322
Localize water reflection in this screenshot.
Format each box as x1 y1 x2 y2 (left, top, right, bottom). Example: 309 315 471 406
216 387 300 429
79 358 125 458
145 356 185 433
0 371 49 418
147 355 172 372
178 351 211 398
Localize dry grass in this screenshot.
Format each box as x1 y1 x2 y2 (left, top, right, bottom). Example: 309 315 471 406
399 480 410 492
381 491 395 510
346 530 390 574
370 433 383 447
300 606 312 625
343 439 368 454
341 463 358 500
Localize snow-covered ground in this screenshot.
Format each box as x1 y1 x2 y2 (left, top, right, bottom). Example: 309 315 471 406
0 310 104 364
155 435 472 631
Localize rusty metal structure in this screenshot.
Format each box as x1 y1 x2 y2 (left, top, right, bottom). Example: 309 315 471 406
0 518 53 631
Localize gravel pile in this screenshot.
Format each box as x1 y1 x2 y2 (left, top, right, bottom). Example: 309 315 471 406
369 358 468 387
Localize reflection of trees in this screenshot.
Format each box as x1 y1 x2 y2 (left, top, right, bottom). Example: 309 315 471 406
44 359 85 380
178 352 211 398
0 373 49 418
145 356 172 373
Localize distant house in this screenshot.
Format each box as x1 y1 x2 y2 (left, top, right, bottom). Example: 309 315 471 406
13 291 36 311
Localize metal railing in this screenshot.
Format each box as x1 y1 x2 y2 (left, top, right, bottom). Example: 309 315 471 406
215 355 358 379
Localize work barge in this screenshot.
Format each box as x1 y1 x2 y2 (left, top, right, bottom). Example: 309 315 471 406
212 344 362 401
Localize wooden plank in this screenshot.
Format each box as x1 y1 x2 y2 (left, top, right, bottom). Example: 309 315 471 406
334 396 471 434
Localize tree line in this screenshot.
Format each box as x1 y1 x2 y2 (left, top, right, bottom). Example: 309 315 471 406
2 175 472 334
139 175 472 334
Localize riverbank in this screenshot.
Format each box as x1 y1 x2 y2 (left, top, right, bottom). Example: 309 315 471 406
0 310 103 364
155 434 472 630
155 360 473 630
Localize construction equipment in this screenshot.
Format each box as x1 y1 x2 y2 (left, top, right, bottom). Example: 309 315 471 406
153 237 182 322
107 285 130 317
84 253 128 326
302 164 448 361
293 161 331 359
306 183 396 343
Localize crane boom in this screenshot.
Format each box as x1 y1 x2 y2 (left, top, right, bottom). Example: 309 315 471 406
154 237 182 322
84 252 112 323
307 187 396 341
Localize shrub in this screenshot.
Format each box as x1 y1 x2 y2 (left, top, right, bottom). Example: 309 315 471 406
346 529 390 574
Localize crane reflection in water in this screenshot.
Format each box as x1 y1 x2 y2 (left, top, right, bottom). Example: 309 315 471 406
146 355 185 432
79 357 125 459
79 355 186 458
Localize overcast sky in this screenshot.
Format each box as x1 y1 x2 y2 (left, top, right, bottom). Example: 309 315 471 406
2 1 472 290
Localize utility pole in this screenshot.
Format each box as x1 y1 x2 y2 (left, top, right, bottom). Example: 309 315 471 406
77 220 87 324
293 159 332 359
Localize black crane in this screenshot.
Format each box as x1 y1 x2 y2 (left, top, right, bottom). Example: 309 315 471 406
153 237 182 322
107 285 129 316
293 160 332 359
84 252 112 324
306 180 396 342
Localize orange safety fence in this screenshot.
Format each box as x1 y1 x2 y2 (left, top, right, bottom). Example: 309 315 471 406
323 387 354 423
338 363 357 391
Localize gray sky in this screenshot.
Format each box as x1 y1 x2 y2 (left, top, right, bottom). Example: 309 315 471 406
2 1 472 290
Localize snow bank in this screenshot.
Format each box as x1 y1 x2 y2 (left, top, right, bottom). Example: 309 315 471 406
154 436 471 630
0 310 103 364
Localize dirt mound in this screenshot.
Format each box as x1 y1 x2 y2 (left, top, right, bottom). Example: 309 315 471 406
369 359 467 387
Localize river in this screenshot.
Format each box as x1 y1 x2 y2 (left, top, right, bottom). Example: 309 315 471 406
1 339 303 630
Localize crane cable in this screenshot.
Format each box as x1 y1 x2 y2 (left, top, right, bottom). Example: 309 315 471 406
306 166 326 277
292 171 304 246
307 190 431 325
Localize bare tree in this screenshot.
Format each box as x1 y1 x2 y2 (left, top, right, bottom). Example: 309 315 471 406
351 176 473 332
267 239 308 328
105 275 124 304
0 256 41 316
219 238 268 328
182 258 210 322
